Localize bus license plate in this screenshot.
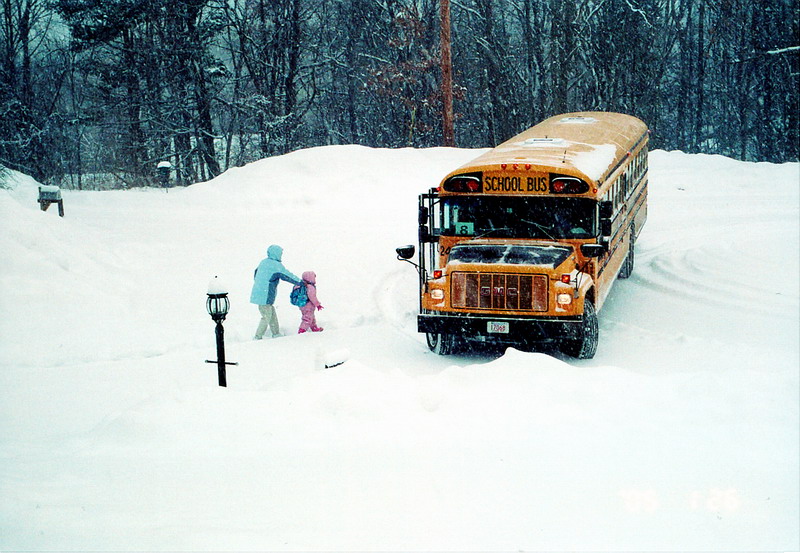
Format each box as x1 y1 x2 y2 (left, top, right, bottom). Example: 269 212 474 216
488 321 509 334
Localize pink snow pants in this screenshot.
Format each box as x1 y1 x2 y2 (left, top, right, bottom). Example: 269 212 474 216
299 303 318 332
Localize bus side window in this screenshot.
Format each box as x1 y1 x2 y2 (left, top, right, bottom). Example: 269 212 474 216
612 183 616 209
625 169 631 198
622 171 628 199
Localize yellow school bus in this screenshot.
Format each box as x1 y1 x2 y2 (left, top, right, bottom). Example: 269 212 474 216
396 112 648 358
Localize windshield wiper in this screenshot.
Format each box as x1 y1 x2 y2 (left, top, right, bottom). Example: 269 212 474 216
520 219 556 241
472 227 513 239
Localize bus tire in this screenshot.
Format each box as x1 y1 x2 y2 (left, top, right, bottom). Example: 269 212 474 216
426 332 455 355
618 227 635 279
561 299 598 359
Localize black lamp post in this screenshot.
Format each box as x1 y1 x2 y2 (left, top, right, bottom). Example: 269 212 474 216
206 276 236 387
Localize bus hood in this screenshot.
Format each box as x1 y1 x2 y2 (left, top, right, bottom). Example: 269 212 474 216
446 241 573 269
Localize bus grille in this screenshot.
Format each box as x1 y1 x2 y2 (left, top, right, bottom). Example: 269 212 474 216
451 272 548 312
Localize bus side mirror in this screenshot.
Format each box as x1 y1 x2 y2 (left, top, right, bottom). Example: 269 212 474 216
396 245 416 260
599 201 613 219
418 206 429 225
580 244 606 258
599 201 613 238
419 225 435 243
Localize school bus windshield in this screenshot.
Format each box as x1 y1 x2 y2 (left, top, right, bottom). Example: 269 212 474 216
440 197 596 239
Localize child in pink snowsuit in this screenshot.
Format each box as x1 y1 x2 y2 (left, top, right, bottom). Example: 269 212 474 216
296 271 324 333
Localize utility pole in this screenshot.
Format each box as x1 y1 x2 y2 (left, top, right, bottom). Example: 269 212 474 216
440 0 455 147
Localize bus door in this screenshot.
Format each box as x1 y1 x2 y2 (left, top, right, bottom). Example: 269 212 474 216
418 189 441 304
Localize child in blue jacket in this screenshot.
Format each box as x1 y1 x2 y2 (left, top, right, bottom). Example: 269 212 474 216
250 244 301 339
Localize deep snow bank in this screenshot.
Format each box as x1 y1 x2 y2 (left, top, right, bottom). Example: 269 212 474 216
1 147 798 550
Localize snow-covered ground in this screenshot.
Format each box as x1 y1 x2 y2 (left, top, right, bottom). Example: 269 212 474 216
1 146 798 550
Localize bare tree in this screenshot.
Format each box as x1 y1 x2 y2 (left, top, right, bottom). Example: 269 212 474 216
5 0 799 186
0 0 64 179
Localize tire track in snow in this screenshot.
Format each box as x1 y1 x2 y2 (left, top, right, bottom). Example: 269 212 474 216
633 201 798 319
635 244 796 318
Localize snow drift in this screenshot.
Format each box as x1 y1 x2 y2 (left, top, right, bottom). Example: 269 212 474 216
0 146 798 550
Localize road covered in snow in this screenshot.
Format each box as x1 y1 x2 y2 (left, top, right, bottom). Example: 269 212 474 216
1 146 798 550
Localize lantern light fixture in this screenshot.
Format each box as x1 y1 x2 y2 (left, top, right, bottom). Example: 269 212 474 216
205 276 236 386
206 276 229 323
157 160 172 189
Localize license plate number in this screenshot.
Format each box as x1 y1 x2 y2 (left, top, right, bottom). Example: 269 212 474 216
488 321 509 334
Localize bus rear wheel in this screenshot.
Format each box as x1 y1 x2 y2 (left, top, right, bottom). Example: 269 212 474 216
561 299 598 359
618 227 635 279
426 332 456 355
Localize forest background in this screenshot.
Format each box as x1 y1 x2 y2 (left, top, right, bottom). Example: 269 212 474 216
1 0 798 189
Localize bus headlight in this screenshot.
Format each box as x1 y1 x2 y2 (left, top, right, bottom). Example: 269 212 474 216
557 293 572 305
431 289 445 300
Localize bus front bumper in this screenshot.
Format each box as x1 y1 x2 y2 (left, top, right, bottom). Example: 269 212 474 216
418 312 584 342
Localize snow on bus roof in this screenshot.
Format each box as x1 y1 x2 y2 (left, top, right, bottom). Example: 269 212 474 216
446 112 647 183
571 142 618 181
510 138 618 181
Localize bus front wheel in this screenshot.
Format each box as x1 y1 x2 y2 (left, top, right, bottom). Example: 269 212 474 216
426 332 456 355
561 299 598 359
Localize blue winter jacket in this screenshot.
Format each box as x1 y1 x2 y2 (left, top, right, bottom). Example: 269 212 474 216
250 245 301 305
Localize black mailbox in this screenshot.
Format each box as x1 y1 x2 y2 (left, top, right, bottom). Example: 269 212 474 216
38 185 64 217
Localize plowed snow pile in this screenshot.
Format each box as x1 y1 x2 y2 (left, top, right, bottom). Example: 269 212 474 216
1 147 798 550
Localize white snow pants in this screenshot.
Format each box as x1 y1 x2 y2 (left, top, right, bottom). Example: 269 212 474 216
255 304 279 339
